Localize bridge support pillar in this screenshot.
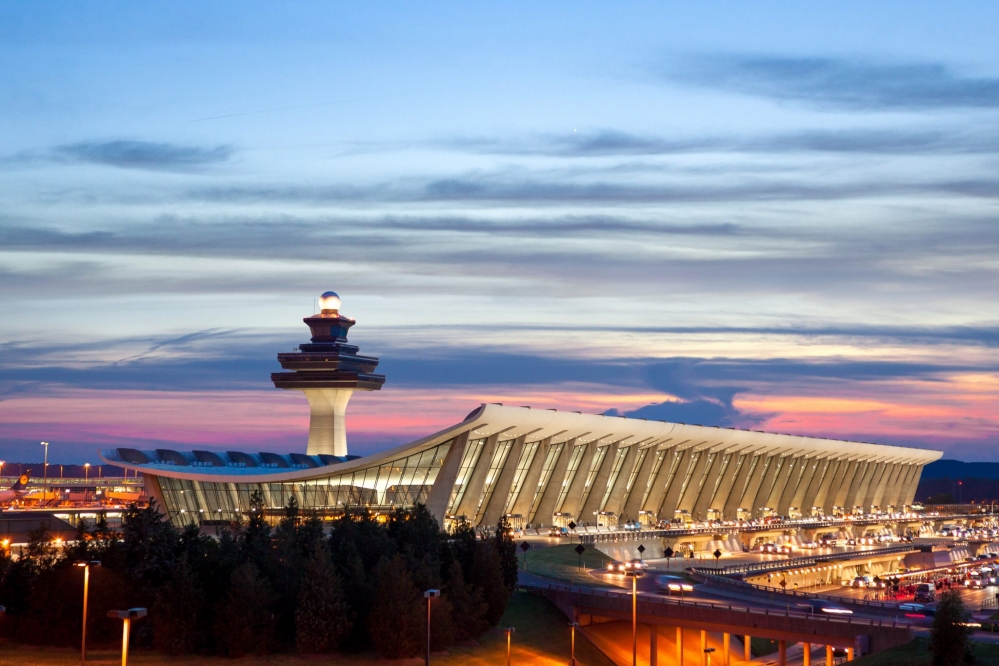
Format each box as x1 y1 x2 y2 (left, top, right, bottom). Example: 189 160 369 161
650 624 658 666
744 635 751 662
778 640 786 666
847 647 854 661
677 627 684 666
723 633 730 666
701 630 707 666
825 645 833 666
802 642 810 666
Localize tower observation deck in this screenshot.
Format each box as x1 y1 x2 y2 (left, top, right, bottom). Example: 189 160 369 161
271 292 385 456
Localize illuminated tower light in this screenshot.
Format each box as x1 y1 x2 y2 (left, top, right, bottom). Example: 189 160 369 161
271 292 385 456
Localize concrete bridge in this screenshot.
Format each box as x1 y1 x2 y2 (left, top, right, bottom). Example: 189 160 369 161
527 581 912 665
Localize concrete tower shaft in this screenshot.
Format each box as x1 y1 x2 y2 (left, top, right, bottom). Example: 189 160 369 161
270 292 385 456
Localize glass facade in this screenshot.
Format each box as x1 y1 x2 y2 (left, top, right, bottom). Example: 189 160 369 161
473 439 515 521
157 440 453 527
504 440 540 514
528 442 564 522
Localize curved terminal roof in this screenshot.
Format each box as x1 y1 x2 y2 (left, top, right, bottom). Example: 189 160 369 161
100 403 942 484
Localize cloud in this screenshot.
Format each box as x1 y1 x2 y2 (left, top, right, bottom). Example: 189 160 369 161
604 398 754 428
449 128 999 157
7 140 234 171
670 55 999 111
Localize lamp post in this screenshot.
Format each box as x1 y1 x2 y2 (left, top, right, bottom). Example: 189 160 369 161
424 589 440 666
106 608 146 666
569 621 579 665
705 646 716 666
627 570 644 666
75 560 101 665
504 627 515 666
41 442 49 507
0 460 5 481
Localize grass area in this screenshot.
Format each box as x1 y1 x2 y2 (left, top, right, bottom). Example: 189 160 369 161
0 591 615 666
521 543 614 587
850 637 999 666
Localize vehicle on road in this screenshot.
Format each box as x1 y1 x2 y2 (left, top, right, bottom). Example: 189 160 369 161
850 575 872 588
548 527 568 538
655 574 694 595
914 583 935 602
796 601 853 616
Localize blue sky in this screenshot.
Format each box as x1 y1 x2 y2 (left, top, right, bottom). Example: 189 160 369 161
2 2 999 463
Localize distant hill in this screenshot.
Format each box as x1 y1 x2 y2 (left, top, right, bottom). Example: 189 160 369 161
921 460 999 481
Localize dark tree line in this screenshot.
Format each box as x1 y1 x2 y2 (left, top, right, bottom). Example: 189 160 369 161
0 495 519 659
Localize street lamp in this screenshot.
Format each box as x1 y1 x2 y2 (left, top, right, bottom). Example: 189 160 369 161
705 646 716 666
569 622 580 665
626 570 644 666
424 589 440 666
106 608 146 666
40 442 49 507
504 627 515 666
75 560 101 665
0 460 5 480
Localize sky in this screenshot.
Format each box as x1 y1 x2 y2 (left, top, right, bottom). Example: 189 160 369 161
2 2 998 463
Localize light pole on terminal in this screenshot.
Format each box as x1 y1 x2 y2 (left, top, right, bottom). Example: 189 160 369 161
75 560 101 665
424 589 440 666
627 569 644 666
41 442 49 507
0 460 5 480
504 627 515 666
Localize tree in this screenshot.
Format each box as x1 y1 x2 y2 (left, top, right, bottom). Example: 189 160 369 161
929 590 974 666
152 558 205 655
926 492 956 504
367 554 423 658
494 515 519 591
214 562 276 657
472 541 510 626
443 558 488 641
295 546 352 654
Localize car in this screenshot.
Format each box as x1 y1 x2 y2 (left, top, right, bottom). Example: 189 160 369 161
779 545 793 554
800 540 818 549
796 601 853 616
759 543 779 554
914 583 935 602
548 527 567 538
607 561 627 573
846 538 857 547
655 574 694 595
851 576 872 588
628 559 647 571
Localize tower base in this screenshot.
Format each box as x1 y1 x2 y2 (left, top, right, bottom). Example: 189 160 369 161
303 389 354 457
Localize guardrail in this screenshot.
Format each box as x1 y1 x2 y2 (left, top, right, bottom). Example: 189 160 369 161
574 514 990 545
717 544 917 576
688 566 914 613
522 578 911 631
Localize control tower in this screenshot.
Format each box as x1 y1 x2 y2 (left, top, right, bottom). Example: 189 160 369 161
271 292 385 456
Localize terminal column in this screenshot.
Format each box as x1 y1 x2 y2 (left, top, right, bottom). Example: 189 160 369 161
723 633 730 666
744 635 751 662
825 645 833 666
778 640 786 666
847 647 854 661
677 627 684 666
802 642 810 666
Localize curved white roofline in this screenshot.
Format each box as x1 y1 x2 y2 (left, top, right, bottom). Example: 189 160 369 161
100 403 942 484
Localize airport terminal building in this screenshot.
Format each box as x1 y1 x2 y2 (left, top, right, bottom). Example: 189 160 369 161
101 293 942 531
